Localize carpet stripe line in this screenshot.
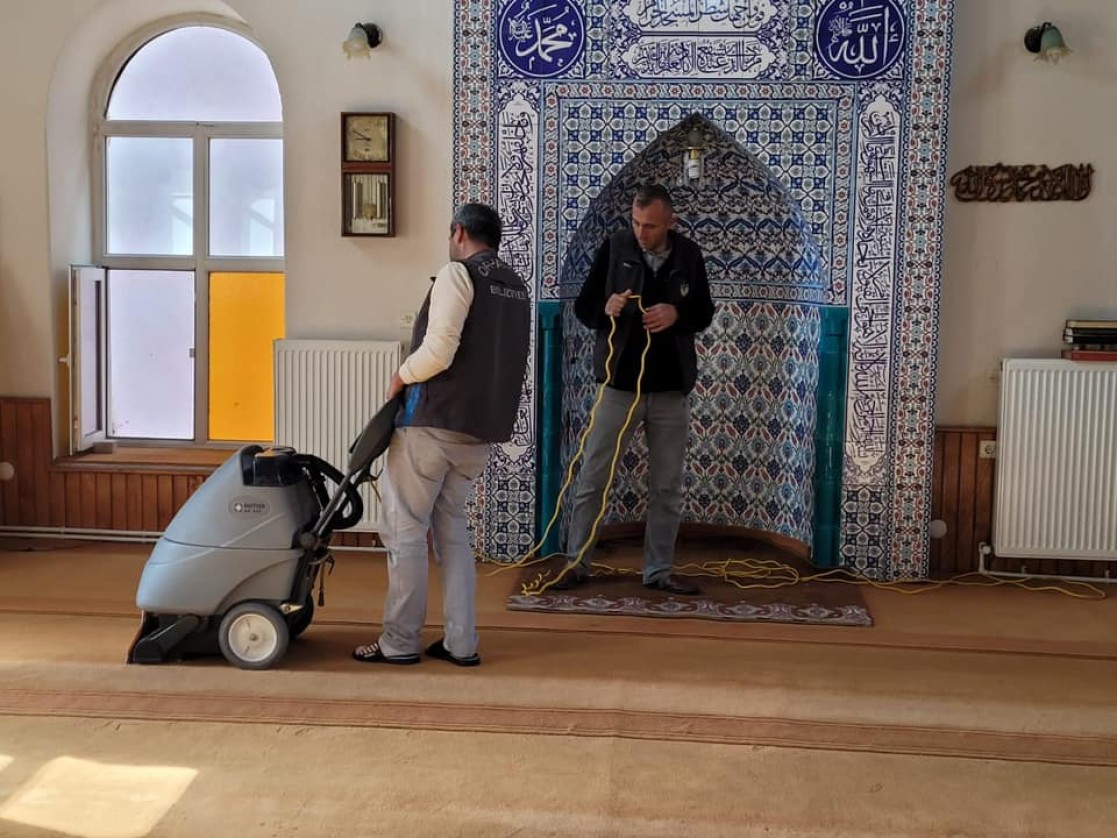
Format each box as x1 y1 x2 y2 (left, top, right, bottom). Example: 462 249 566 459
1 688 1113 768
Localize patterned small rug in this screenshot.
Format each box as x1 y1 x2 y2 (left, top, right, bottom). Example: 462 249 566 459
506 539 873 627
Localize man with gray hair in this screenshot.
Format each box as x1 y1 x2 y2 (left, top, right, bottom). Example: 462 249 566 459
556 184 714 594
353 202 530 667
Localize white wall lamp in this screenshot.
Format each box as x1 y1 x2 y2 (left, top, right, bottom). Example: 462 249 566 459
1024 22 1071 64
680 125 706 188
343 23 383 60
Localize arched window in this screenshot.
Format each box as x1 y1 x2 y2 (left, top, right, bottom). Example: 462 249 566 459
76 22 284 448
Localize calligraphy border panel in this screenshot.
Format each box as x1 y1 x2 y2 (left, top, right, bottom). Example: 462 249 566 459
602 0 804 81
842 81 906 504
583 1 817 81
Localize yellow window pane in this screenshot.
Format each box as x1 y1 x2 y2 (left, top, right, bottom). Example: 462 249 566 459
209 272 284 441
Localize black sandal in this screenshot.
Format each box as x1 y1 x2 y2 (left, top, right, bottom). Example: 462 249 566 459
352 642 420 665
424 638 481 667
642 574 701 596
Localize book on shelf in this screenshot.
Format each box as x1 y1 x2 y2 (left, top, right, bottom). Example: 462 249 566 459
1063 330 1117 344
1062 338 1117 350
1065 319 1117 329
1062 348 1117 361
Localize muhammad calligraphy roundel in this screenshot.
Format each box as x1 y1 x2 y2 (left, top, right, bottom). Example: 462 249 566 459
815 0 907 80
498 0 586 79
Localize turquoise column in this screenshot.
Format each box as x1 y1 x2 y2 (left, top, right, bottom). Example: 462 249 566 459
536 302 564 556
812 306 848 567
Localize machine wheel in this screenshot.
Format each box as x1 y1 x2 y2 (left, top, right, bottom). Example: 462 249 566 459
286 595 315 639
218 602 289 670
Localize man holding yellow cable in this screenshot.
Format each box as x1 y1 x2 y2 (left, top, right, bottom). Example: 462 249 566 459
555 184 715 595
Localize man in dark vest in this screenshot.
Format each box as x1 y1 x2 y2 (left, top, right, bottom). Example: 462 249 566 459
556 184 714 594
353 203 530 666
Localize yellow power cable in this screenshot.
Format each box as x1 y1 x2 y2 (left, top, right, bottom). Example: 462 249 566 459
557 548 1107 600
521 293 653 596
473 293 642 574
476 292 1106 602
476 292 652 594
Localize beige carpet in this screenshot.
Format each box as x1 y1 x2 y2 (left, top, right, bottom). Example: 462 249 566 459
2 543 1117 835
2 541 1115 657
1 610 1115 766
1 716 1115 838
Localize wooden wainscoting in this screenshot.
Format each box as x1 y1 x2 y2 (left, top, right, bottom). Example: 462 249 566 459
929 426 995 575
0 400 1096 566
0 396 378 547
1 396 212 532
929 426 1100 578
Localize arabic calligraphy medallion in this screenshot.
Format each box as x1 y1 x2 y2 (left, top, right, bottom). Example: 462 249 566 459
498 0 586 78
815 0 906 80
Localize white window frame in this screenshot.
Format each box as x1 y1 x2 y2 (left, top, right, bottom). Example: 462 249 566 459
88 14 284 446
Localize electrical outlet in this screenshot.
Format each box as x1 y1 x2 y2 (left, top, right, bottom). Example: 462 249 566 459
979 440 997 459
398 312 415 329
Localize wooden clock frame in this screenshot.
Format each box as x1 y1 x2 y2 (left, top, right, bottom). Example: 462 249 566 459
341 112 396 237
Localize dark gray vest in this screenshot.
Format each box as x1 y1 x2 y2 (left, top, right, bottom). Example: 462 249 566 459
403 251 530 442
593 230 703 393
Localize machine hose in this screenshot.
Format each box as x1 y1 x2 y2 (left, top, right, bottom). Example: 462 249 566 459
292 454 364 532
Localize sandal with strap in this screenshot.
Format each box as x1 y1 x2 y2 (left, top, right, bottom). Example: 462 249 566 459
425 638 481 667
352 642 420 665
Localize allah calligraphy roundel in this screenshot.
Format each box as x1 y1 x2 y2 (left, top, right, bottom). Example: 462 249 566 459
815 0 907 80
498 0 586 79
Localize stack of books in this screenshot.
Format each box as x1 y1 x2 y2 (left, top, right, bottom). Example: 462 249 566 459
1063 319 1117 361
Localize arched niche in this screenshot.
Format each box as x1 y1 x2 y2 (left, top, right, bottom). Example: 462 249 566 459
556 114 826 553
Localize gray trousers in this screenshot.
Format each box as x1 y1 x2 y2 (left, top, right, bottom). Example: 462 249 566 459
377 427 490 659
565 388 689 584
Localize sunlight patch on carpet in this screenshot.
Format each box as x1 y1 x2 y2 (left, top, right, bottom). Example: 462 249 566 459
0 756 197 838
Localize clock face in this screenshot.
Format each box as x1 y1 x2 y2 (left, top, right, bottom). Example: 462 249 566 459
345 115 389 162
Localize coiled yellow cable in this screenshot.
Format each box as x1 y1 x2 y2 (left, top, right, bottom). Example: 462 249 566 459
476 294 1106 601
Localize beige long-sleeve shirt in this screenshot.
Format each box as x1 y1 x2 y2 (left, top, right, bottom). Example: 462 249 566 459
397 261 474 384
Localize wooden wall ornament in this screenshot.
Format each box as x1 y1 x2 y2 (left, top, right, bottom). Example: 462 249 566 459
949 163 1093 202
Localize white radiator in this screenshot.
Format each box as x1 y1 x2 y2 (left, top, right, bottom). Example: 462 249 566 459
993 359 1117 560
274 339 401 531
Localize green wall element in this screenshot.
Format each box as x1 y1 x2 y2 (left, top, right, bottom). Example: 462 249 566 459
812 306 849 567
536 302 564 556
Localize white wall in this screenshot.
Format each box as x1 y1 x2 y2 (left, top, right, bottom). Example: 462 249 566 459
1 0 453 446
0 0 92 399
237 0 453 340
2 0 1115 440
939 0 1117 425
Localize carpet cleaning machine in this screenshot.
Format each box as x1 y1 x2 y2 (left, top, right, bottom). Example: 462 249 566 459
127 396 401 670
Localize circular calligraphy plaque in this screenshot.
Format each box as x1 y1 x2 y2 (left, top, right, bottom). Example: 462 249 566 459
498 0 586 79
815 0 907 80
